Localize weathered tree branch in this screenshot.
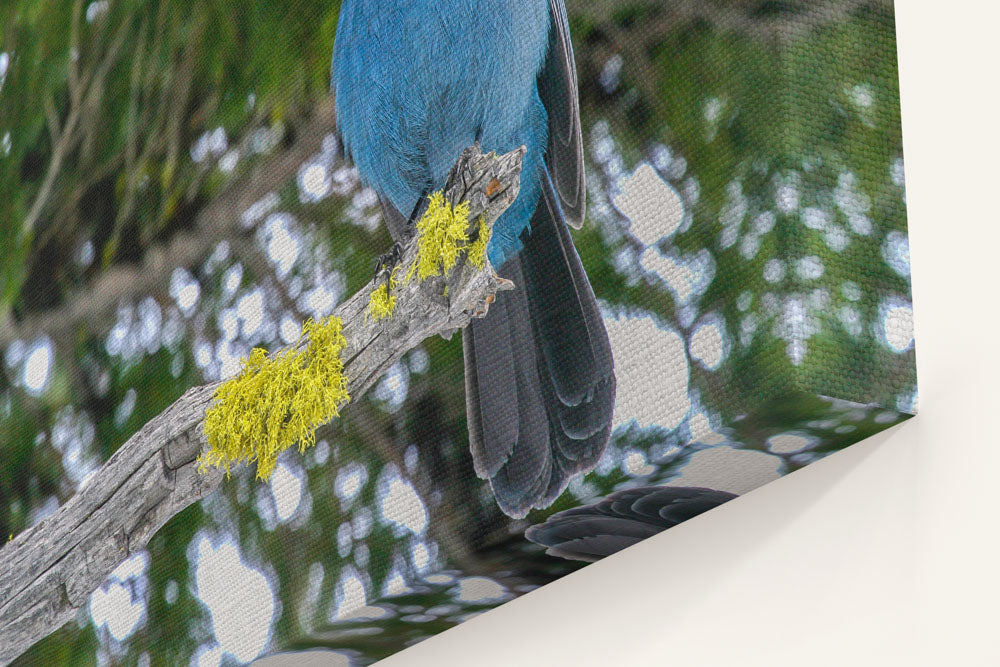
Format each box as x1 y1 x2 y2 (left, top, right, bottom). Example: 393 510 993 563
0 144 524 665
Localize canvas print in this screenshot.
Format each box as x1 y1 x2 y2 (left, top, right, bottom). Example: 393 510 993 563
0 1 914 665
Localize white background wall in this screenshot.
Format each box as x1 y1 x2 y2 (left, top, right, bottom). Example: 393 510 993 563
378 3 1000 665
261 2 1000 665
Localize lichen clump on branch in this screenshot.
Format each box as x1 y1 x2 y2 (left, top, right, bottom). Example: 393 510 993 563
406 191 492 281
200 315 351 480
405 191 472 283
467 216 491 270
367 191 491 322
366 267 399 322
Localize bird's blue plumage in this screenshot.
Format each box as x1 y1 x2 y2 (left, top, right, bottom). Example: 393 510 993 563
333 0 551 266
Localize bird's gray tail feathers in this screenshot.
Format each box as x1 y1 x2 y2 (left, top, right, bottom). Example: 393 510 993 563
463 168 616 518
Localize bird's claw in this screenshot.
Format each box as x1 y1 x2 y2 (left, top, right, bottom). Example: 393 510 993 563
472 293 499 318
471 276 513 317
373 241 404 289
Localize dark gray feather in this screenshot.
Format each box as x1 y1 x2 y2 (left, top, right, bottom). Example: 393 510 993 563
489 267 554 515
539 0 586 229
466 295 519 478
463 189 615 517
469 263 524 478
520 167 612 407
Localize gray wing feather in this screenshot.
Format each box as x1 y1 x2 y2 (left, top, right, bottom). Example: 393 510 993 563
468 289 519 478
540 0 586 228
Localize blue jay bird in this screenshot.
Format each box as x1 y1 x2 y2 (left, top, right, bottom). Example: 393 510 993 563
333 0 615 517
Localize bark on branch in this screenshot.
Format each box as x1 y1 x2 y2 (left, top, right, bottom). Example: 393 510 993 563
0 144 524 665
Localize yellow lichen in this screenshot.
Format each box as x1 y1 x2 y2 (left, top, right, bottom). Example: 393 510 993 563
199 315 351 481
366 283 395 322
366 266 400 322
404 191 473 284
467 216 491 270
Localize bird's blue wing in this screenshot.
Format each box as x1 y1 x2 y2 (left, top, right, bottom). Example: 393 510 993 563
539 0 586 228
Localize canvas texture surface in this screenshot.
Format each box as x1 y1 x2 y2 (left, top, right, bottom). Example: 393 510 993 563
0 1 914 665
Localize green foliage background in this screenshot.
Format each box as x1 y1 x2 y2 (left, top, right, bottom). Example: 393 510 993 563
0 1 913 665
